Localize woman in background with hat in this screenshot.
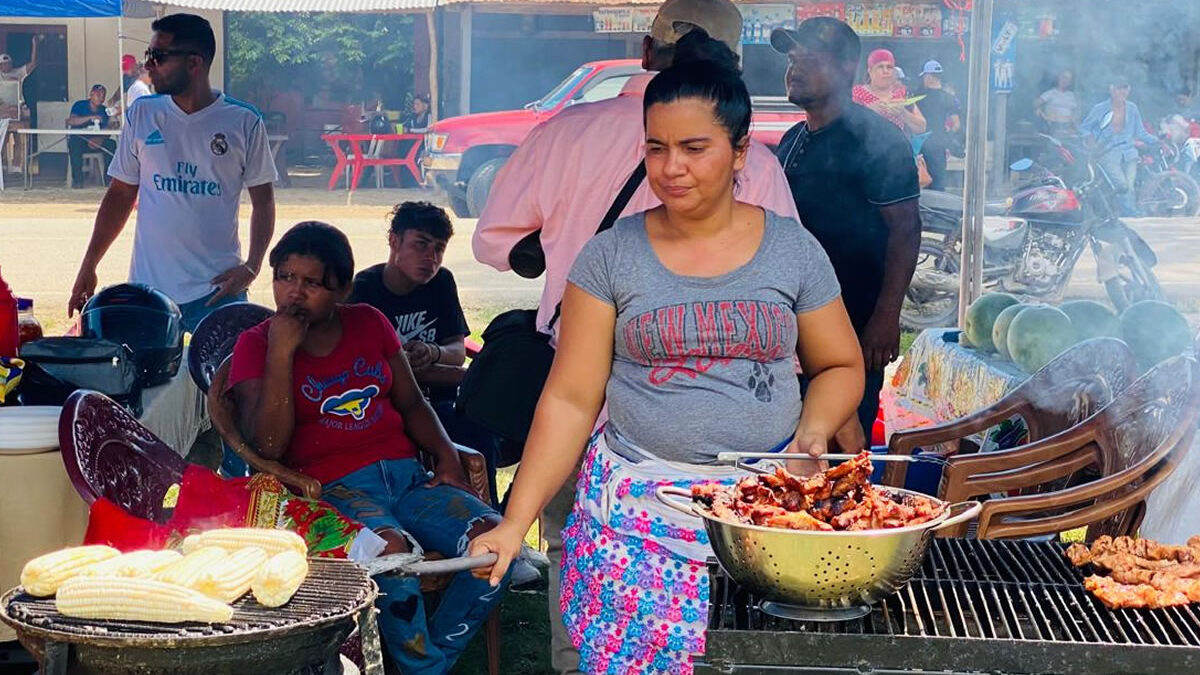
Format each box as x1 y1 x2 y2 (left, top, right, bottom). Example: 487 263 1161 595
853 48 926 136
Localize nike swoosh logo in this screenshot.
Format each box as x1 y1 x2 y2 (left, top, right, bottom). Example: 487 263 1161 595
397 317 437 343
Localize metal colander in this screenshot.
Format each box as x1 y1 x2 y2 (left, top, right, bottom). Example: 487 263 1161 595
657 485 980 621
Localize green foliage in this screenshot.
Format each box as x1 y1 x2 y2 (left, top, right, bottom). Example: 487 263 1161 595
227 12 414 106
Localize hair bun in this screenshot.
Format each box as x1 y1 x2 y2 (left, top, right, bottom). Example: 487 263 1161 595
671 27 740 73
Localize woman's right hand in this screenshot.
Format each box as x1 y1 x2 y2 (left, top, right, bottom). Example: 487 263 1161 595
468 520 528 587
267 310 308 355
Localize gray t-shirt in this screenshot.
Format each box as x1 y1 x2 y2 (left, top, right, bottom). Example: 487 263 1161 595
568 210 842 464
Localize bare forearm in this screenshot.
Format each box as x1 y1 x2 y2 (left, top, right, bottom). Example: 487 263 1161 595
254 352 296 460
502 394 600 531
246 199 275 272
81 187 136 269
435 340 466 366
874 213 921 317
797 364 864 440
399 397 457 461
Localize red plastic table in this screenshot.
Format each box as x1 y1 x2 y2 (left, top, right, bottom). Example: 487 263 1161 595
321 133 423 191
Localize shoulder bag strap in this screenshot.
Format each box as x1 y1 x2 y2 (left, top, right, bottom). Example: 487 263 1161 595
547 160 646 330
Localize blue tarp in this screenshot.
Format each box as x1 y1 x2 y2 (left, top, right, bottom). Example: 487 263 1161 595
1 1 122 18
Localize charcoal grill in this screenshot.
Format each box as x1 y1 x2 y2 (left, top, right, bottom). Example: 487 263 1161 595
699 538 1200 674
0 558 377 675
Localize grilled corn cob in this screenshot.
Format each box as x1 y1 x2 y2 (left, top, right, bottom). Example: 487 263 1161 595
20 545 121 597
155 546 229 589
187 528 308 557
193 547 269 603
251 550 309 608
56 576 234 624
79 550 183 579
180 534 202 554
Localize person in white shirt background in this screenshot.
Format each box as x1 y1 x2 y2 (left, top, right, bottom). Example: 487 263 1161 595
0 36 38 118
68 12 276 334
126 64 154 105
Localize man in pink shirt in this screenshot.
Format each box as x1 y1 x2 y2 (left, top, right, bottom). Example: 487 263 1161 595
473 1 797 672
474 0 797 344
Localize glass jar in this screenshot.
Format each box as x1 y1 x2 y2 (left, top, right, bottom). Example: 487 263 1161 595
17 297 43 348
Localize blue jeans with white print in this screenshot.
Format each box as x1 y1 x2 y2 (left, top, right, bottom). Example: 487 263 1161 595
321 459 508 675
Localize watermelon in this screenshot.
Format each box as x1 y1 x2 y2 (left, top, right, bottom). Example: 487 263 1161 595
1060 299 1119 341
1007 305 1076 373
963 293 1020 353
1119 300 1193 371
992 303 1032 360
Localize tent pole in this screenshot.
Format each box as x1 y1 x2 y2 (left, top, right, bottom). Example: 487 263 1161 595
958 0 994 327
427 9 439 122
118 13 126 114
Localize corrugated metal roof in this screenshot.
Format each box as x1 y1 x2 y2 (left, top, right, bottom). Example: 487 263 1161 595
160 0 437 11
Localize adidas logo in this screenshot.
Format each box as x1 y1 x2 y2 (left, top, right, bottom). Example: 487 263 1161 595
146 130 164 146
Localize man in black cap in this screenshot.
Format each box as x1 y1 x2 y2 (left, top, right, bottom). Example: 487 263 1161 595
66 84 117 188
770 18 922 451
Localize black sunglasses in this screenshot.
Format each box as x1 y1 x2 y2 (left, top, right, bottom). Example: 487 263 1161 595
144 48 199 65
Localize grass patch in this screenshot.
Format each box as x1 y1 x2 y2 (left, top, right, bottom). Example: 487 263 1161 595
900 330 917 357
451 576 553 675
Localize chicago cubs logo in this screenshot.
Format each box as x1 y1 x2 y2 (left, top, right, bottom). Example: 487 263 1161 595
320 385 380 421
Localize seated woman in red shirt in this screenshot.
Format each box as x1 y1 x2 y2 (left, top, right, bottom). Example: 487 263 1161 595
228 221 507 675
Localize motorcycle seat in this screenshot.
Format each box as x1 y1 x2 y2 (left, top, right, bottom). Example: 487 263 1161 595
920 189 1009 216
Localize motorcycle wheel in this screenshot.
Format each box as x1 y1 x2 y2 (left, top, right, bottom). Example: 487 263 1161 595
902 238 961 330
1104 254 1165 312
1138 171 1200 217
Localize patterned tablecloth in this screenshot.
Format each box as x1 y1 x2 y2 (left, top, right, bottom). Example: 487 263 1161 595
881 327 1199 545
881 327 1028 449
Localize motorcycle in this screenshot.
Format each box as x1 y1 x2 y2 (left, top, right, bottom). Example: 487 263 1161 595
903 133 1163 329
1136 139 1200 217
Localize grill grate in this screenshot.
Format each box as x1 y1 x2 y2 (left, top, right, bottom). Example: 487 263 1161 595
704 538 1200 674
2 558 373 646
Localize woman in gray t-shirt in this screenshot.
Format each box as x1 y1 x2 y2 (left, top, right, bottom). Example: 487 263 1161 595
471 43 864 675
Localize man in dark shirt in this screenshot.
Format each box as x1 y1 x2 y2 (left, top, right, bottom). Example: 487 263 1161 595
66 84 117 188
914 60 961 191
771 18 922 451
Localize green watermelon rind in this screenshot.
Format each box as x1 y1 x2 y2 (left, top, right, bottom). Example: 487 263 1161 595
1007 305 1076 373
964 293 1020 353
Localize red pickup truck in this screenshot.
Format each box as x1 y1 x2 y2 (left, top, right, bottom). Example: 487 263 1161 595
422 59 803 217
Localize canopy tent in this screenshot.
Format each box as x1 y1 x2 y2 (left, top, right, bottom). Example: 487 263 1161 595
0 1 122 18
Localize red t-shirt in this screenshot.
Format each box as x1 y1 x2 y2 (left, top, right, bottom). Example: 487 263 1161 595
228 303 418 484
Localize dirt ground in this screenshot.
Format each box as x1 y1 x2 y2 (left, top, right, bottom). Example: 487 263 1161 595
1 182 1197 335
0 183 542 335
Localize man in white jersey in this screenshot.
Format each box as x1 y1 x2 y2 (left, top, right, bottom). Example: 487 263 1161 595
68 13 276 334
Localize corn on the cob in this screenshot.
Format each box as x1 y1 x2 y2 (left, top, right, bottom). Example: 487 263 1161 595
79 550 183 579
56 576 234 624
181 534 202 554
187 528 307 557
251 550 309 608
193 547 268 603
20 545 121 597
155 546 229 589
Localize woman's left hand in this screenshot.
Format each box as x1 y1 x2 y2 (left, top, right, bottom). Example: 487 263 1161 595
427 455 474 494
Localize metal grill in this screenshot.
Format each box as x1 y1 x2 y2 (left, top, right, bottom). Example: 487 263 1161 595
701 538 1200 674
1 559 376 675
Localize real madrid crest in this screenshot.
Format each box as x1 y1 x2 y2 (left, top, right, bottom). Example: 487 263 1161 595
210 133 229 156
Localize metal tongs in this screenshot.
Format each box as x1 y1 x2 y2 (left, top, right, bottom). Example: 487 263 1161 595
715 451 948 475
364 552 498 577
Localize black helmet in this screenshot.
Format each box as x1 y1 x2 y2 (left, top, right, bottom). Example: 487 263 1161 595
81 283 183 388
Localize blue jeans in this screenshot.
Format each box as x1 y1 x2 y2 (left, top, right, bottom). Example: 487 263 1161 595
1098 149 1140 217
180 289 248 477
431 399 500 507
321 459 508 675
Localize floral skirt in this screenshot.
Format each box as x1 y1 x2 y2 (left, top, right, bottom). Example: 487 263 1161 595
559 430 759 675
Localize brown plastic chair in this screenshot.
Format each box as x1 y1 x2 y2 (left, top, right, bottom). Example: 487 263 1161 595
208 359 501 675
881 338 1139 489
60 389 188 523
942 354 1200 540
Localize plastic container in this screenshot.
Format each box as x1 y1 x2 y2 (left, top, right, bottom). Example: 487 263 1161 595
0 267 17 358
17 298 42 348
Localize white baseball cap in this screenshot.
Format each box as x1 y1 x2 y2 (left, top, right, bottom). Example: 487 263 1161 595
920 60 944 76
